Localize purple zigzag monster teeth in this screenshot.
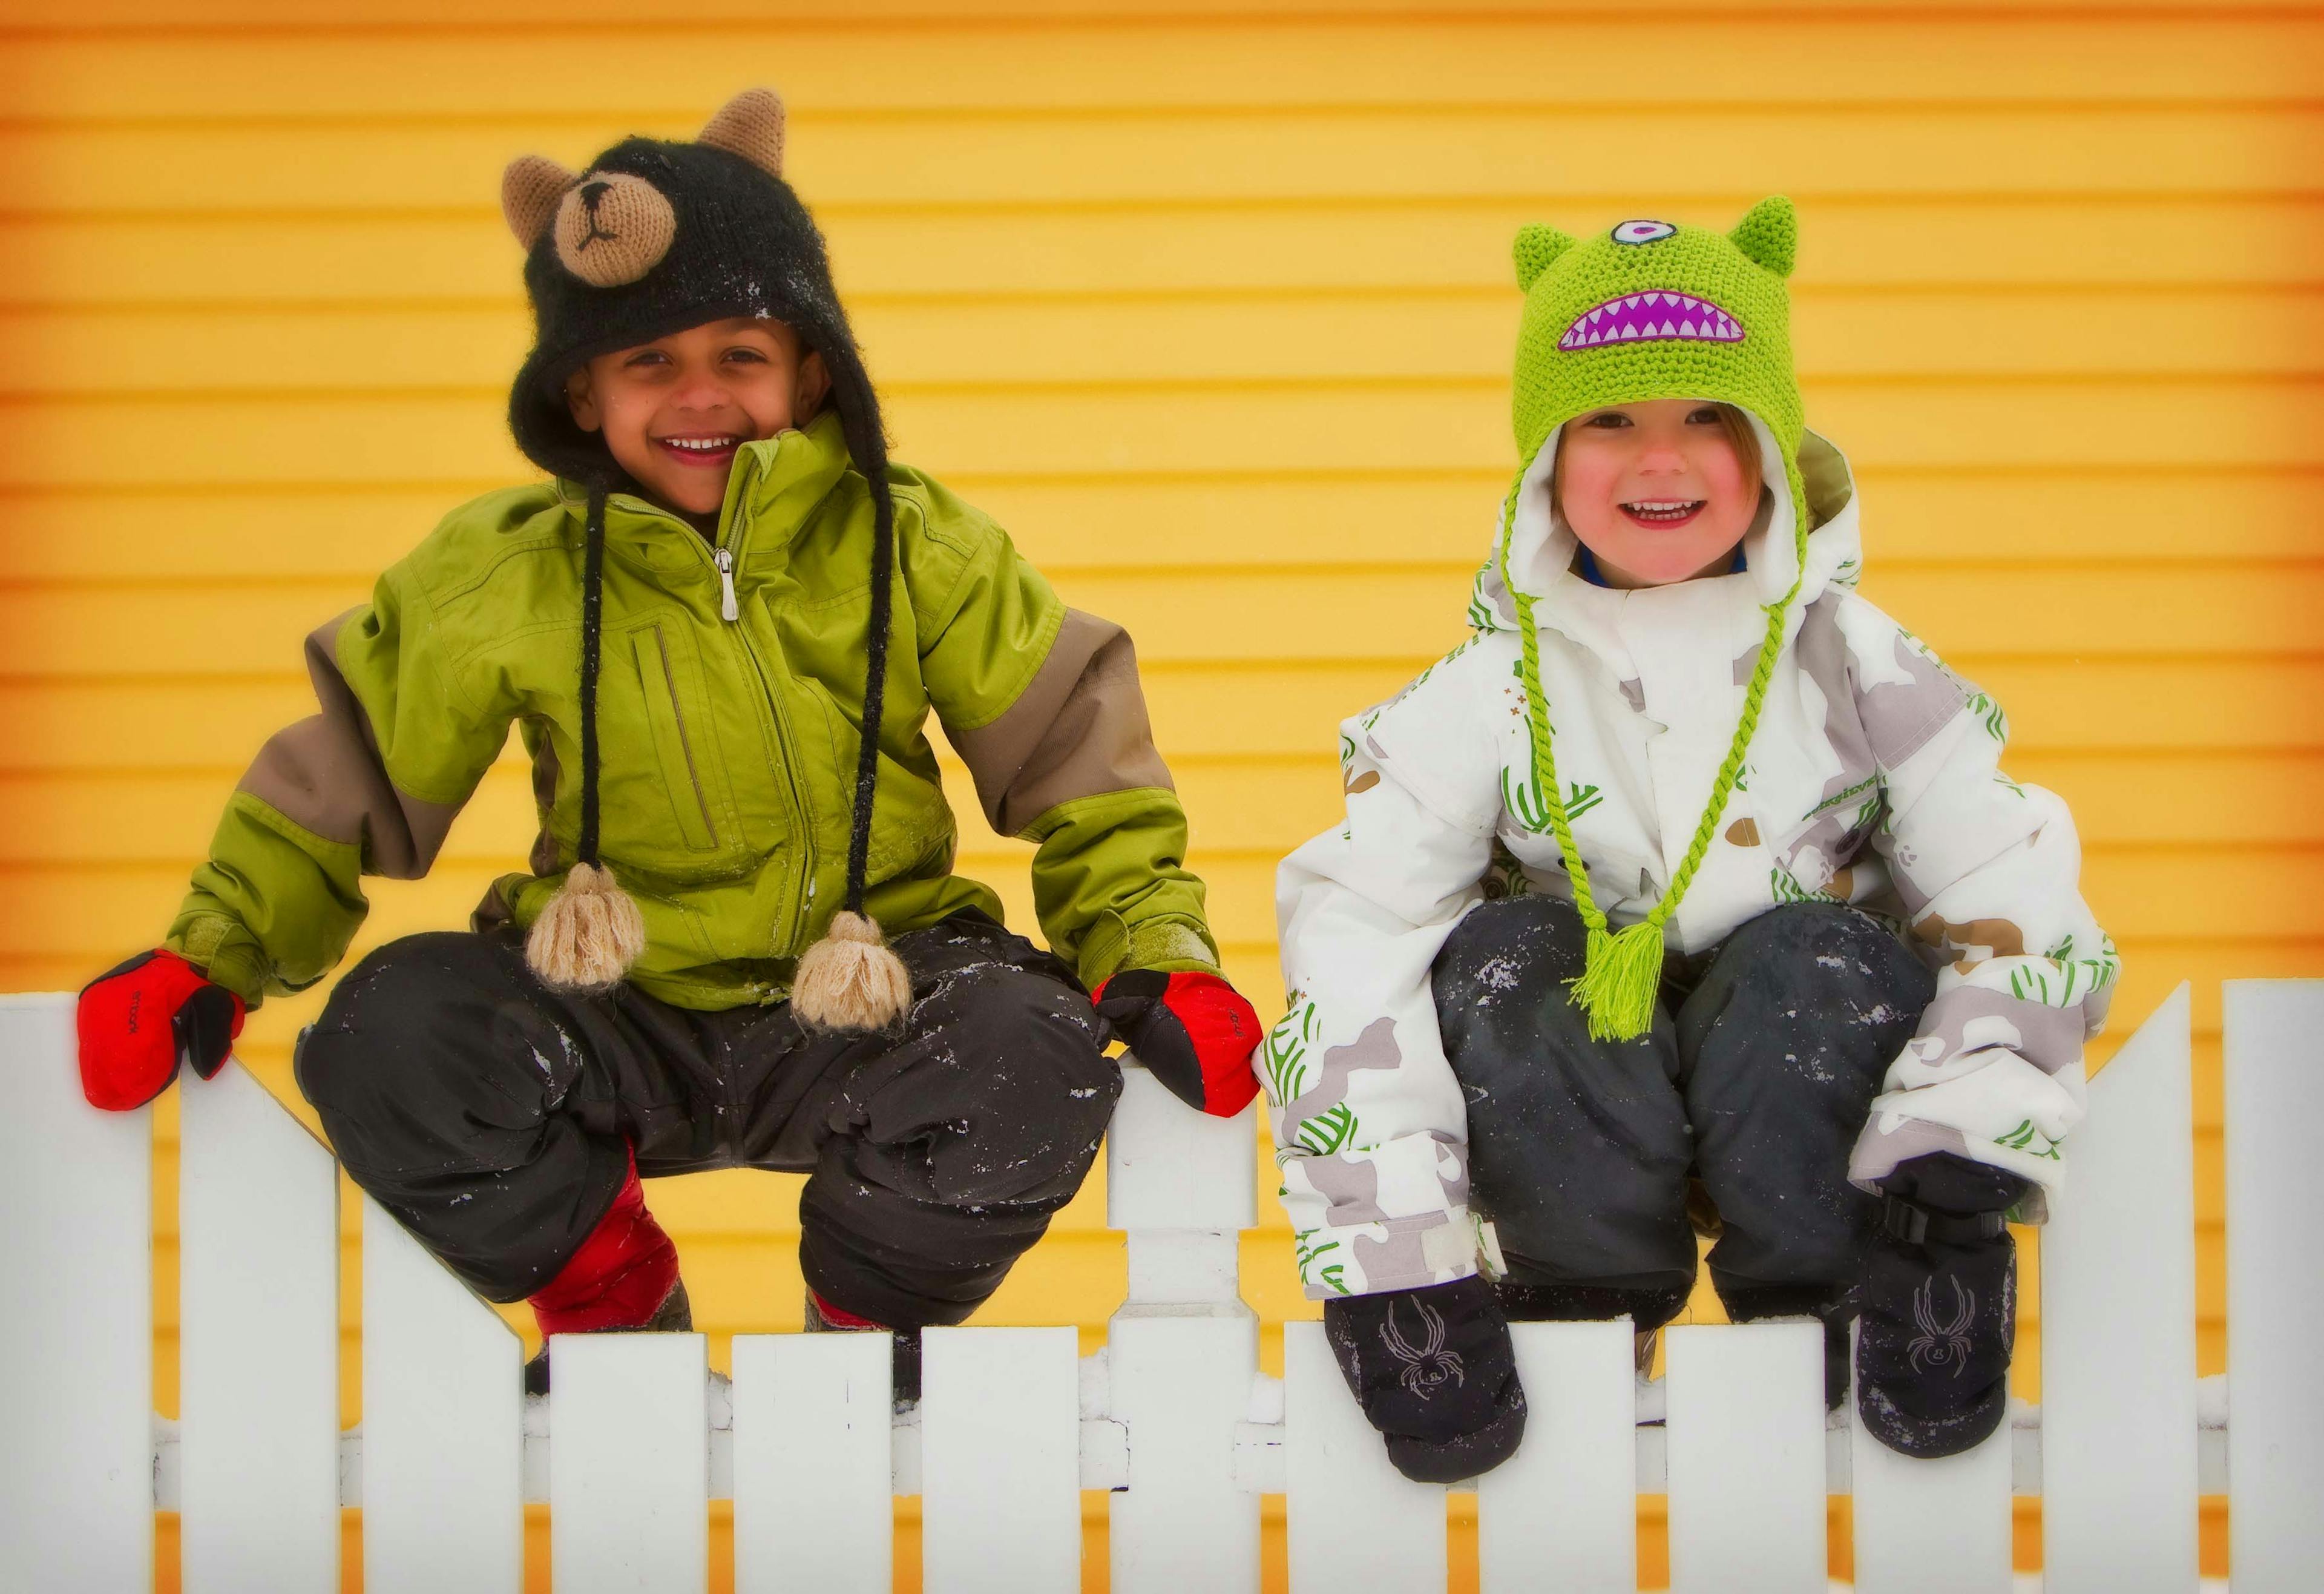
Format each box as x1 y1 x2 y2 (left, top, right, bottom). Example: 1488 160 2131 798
1557 291 1747 351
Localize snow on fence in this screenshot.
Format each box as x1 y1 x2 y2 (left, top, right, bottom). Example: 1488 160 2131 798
1 980 2318 1593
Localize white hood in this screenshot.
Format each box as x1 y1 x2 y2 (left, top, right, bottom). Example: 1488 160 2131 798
1468 414 1863 651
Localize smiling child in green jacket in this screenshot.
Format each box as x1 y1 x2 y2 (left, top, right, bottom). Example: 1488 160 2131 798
73 89 1263 1400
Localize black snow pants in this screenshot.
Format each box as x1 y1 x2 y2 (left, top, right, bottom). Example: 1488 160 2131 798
1432 895 1934 1337
294 912 1119 1329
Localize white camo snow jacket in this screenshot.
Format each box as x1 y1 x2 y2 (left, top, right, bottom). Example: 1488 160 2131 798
1265 420 2116 1300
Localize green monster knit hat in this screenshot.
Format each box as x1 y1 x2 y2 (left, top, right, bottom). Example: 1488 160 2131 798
1494 198 1808 1041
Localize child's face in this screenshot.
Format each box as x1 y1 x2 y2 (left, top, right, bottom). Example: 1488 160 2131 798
1555 399 1761 589
565 318 832 518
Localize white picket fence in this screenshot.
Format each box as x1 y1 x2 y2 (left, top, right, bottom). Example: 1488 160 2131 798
1 981 2318 1593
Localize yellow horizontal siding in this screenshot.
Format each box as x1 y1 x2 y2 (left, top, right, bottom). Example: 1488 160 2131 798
13 110 2324 211
8 16 2324 116
4 5 2313 1587
14 202 2324 312
19 291 2324 394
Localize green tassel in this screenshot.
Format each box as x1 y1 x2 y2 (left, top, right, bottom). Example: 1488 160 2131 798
1569 918 1667 1042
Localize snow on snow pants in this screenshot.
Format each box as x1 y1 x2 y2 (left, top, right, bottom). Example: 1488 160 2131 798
294 912 1119 1329
1433 895 1934 1335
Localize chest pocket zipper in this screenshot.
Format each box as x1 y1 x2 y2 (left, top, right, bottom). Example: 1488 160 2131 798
633 625 720 852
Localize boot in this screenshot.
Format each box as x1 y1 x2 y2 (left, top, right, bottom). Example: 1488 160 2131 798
522 1151 684 1396
524 1278 692 1397
1854 1152 2027 1459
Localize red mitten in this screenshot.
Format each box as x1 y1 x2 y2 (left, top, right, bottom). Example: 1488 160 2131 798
1092 969 1261 1117
77 950 245 1112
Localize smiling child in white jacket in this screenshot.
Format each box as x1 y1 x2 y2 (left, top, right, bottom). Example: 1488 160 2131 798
1268 200 2115 1477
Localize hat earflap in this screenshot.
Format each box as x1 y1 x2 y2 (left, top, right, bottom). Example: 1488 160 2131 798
527 489 647 992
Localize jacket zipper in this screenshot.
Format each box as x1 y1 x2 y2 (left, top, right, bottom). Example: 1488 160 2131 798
715 548 740 622
701 469 819 957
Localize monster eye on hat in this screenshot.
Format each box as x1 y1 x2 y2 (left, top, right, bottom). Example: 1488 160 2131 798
498 88 911 1032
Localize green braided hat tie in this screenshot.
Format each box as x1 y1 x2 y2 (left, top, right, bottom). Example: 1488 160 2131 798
1490 199 1808 1041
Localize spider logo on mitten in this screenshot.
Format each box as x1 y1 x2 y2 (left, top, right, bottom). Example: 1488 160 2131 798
1907 1275 1978 1377
1380 1297 1467 1396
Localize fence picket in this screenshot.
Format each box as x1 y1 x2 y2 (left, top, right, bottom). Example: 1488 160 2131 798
0 983 2287 1592
550 1332 709 1593
1108 1313 1261 1594
1106 1060 1261 1593
1476 1320 1636 1593
1283 1319 1445 1592
1105 1062 1256 1232
1664 1322 1826 1593
1849 1320 2012 1594
2224 980 2324 1590
361 1194 522 1593
730 1331 893 1594
919 1326 1081 1592
179 1059 341 1593
2041 983 2198 1594
0 994 154 1592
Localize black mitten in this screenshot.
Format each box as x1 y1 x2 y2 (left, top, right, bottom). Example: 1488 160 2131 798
1854 1151 2027 1459
1322 1274 1526 1483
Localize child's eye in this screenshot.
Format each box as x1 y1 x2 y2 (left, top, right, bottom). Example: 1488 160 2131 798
623 350 669 369
723 347 768 364
1582 411 1632 429
1686 406 1724 424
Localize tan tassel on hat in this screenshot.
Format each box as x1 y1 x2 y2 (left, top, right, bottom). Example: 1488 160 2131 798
527 862 646 992
792 910 911 1032
795 430 911 1033
526 489 646 995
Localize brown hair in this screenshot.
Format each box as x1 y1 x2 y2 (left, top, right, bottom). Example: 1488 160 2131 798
1551 401 1763 519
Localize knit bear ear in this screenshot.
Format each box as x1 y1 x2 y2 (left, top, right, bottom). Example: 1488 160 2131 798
1512 224 1578 292
1728 196 1797 279
502 155 577 248
697 87 787 179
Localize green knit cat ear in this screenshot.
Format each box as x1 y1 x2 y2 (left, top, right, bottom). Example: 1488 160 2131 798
1512 224 1578 291
1728 196 1797 278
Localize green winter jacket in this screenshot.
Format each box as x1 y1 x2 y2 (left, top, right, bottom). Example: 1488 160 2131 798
167 410 1221 1010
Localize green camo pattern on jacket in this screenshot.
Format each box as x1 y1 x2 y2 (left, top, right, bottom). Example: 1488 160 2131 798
167 410 1220 1010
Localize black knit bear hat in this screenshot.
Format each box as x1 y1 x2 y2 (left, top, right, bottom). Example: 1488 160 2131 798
499 89 911 1032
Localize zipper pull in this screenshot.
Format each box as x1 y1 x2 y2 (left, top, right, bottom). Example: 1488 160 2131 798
715 548 739 622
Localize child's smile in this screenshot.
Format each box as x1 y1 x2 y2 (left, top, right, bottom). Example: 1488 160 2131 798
652 432 745 473
1555 398 1761 588
1619 497 1707 527
565 317 830 524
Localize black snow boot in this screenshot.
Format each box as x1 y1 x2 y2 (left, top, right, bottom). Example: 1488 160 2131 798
1854 1153 2028 1458
524 1278 694 1397
1324 1274 1527 1484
